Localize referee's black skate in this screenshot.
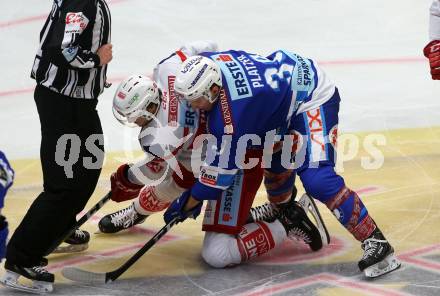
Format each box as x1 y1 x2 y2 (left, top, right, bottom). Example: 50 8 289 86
98 203 147 233
53 228 90 253
0 261 54 294
277 195 329 251
358 227 401 278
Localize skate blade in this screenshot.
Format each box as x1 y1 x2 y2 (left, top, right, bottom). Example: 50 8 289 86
0 271 53 294
53 243 88 253
364 253 402 278
298 194 331 245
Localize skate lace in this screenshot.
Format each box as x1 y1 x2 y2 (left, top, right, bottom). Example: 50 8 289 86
110 205 137 228
289 227 312 244
32 266 49 275
361 238 385 259
74 229 87 239
251 203 278 222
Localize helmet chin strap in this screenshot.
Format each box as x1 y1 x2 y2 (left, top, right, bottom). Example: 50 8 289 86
207 85 221 103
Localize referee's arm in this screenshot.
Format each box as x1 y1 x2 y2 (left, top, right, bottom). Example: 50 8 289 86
44 0 102 70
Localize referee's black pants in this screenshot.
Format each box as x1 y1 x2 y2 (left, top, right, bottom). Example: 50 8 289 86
6 85 104 267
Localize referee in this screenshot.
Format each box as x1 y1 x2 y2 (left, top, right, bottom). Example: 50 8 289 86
3 0 112 287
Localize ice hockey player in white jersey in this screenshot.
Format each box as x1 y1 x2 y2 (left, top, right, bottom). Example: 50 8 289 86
98 41 218 233
424 0 440 79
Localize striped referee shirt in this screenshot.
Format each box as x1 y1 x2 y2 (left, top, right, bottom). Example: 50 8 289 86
31 0 111 99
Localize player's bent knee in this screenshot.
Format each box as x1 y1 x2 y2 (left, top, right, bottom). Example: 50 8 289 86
202 246 230 268
202 232 239 268
298 165 345 202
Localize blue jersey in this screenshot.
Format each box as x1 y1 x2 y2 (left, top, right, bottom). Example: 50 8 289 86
0 151 14 209
191 50 333 201
206 50 320 136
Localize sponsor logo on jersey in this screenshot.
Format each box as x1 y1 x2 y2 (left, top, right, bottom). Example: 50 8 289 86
212 53 252 101
222 187 233 214
181 101 196 127
295 54 312 87
218 171 243 227
222 213 232 222
168 76 178 125
200 167 219 186
218 54 233 62
306 107 328 162
161 91 168 110
65 12 89 34
219 89 234 134
283 51 316 100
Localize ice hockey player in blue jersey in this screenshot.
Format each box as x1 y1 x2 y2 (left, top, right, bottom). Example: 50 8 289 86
98 44 328 269
0 151 14 262
168 49 401 278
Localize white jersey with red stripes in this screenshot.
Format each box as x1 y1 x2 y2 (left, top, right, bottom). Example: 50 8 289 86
138 41 218 173
127 41 218 214
430 0 440 40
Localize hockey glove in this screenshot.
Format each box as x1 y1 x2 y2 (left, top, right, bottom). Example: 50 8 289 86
0 151 14 209
110 164 144 202
424 40 440 80
164 191 202 224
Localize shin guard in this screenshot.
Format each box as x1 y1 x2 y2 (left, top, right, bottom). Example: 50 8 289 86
134 187 171 215
325 186 376 241
236 222 281 261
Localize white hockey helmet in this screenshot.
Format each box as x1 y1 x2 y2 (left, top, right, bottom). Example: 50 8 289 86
174 55 222 103
113 75 161 127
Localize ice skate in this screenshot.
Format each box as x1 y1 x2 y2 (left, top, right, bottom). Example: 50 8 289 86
0 261 54 294
277 197 328 251
53 228 90 253
298 194 331 246
98 202 147 233
246 202 278 223
358 228 401 278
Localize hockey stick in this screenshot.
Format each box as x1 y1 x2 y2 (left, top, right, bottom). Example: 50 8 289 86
61 216 180 284
44 191 112 256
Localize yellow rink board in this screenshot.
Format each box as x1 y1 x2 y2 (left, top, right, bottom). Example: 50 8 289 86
1 126 440 295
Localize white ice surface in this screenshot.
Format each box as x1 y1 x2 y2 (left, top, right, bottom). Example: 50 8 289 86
1 0 440 159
